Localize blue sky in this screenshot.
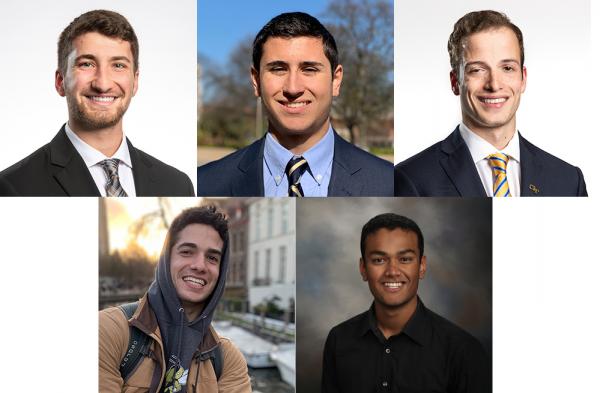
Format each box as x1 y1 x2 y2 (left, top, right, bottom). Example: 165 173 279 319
198 0 330 66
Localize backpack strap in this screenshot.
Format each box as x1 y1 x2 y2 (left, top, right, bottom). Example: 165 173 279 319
118 301 152 382
198 343 224 381
211 344 223 381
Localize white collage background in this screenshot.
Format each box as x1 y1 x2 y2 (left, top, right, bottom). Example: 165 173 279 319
0 0 598 391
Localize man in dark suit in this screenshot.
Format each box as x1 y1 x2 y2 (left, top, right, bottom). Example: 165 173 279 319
0 10 193 197
197 12 392 197
395 10 587 197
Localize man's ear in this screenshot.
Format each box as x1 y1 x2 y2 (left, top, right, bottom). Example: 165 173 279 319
250 66 260 97
419 255 427 279
332 64 343 97
132 70 139 97
55 70 66 97
359 258 367 281
450 70 460 96
520 65 527 94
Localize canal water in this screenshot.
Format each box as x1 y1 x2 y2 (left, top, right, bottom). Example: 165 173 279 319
250 367 294 393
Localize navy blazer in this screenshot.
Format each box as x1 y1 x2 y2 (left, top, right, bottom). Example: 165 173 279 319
0 126 194 196
395 126 587 197
197 131 393 196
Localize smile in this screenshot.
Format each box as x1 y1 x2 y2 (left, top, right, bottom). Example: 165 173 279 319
87 96 117 103
478 97 507 104
279 101 310 108
183 276 206 286
383 282 405 288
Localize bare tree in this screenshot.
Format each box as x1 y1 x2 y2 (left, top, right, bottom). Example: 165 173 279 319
322 0 393 146
198 38 258 148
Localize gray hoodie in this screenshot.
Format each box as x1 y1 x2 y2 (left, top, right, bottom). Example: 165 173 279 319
147 231 229 391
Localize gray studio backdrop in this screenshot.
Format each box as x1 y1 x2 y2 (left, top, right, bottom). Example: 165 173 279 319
296 198 492 393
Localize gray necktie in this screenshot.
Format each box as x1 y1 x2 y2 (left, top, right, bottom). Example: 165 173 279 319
100 159 128 197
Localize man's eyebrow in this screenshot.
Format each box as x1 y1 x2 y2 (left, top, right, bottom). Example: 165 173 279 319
206 248 223 257
498 59 520 66
73 54 131 63
265 60 288 68
74 54 98 63
299 61 325 68
465 59 520 68
264 60 325 69
110 56 132 63
397 249 417 255
176 242 197 249
464 61 488 68
368 249 417 256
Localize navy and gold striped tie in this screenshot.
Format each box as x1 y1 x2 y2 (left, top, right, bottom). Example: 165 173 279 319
100 158 128 197
285 156 308 197
488 153 511 197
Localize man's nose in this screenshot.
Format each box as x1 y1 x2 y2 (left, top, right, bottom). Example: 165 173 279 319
283 70 304 99
385 259 402 275
189 255 208 271
484 69 501 92
91 65 112 92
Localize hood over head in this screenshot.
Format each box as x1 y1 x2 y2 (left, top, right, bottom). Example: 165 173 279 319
147 206 229 385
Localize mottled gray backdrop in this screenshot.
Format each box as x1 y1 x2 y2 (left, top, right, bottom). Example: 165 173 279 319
296 198 492 392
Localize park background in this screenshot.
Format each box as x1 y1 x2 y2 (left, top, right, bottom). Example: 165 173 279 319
197 0 394 165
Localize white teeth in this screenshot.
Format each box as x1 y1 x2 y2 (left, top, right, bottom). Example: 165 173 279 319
384 282 404 288
90 96 115 102
284 101 308 108
482 98 506 104
183 277 206 286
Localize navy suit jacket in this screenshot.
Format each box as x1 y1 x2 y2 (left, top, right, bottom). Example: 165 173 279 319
395 127 587 197
0 126 194 196
197 131 393 196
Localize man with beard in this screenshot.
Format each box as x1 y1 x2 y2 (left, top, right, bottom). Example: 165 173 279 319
99 206 251 392
0 10 194 196
322 213 491 393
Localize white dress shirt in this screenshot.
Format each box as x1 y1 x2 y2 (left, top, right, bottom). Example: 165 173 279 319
64 123 136 196
459 123 521 197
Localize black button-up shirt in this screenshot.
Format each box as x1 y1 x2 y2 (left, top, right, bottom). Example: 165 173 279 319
322 298 491 393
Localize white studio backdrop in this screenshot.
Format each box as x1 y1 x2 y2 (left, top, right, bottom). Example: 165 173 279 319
394 0 595 195
0 0 197 191
493 198 600 392
0 198 99 389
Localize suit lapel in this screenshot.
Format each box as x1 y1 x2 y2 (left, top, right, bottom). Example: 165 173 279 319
328 132 363 196
519 134 544 196
128 139 157 196
439 127 487 197
49 126 100 196
232 137 264 196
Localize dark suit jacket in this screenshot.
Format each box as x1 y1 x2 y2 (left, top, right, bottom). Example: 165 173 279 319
197 131 393 196
395 126 587 197
0 126 194 196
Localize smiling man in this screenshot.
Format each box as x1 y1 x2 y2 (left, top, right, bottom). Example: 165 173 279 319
99 206 251 393
0 10 193 196
322 213 491 393
395 10 587 197
197 12 393 197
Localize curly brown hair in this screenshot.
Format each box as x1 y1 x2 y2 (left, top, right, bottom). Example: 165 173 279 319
57 9 139 75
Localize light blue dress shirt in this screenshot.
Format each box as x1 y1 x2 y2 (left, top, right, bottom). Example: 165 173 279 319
263 126 334 196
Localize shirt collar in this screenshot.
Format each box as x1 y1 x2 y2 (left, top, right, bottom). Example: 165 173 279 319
64 122 133 169
360 297 431 347
459 122 521 164
263 125 335 185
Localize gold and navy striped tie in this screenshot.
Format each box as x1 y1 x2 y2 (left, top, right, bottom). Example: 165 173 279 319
285 156 308 197
100 158 128 197
488 152 511 197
